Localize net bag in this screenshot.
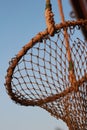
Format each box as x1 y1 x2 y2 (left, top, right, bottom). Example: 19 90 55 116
5 20 87 130
5 1 87 130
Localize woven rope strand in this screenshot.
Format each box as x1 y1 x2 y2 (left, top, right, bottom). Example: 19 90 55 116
45 0 55 36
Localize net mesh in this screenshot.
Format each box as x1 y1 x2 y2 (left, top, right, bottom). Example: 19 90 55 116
5 21 87 130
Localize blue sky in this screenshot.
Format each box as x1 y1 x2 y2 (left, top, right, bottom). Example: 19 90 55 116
0 0 73 130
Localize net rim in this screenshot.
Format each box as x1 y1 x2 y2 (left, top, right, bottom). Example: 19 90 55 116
5 19 87 106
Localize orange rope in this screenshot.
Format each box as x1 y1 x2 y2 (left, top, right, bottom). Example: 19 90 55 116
45 0 55 36
57 0 77 89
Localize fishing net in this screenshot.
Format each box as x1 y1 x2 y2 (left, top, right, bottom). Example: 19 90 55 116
5 20 87 130
5 0 87 130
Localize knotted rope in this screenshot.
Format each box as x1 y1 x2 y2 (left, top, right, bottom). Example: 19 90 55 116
45 0 55 36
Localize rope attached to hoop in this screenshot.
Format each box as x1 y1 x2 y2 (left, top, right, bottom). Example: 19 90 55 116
45 0 55 36
57 0 77 90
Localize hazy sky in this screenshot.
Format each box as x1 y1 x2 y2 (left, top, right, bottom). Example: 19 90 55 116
0 0 73 130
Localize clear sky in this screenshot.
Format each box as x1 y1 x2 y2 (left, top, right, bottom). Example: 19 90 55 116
0 0 73 130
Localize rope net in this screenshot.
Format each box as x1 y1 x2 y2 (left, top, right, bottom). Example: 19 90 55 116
5 20 87 130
